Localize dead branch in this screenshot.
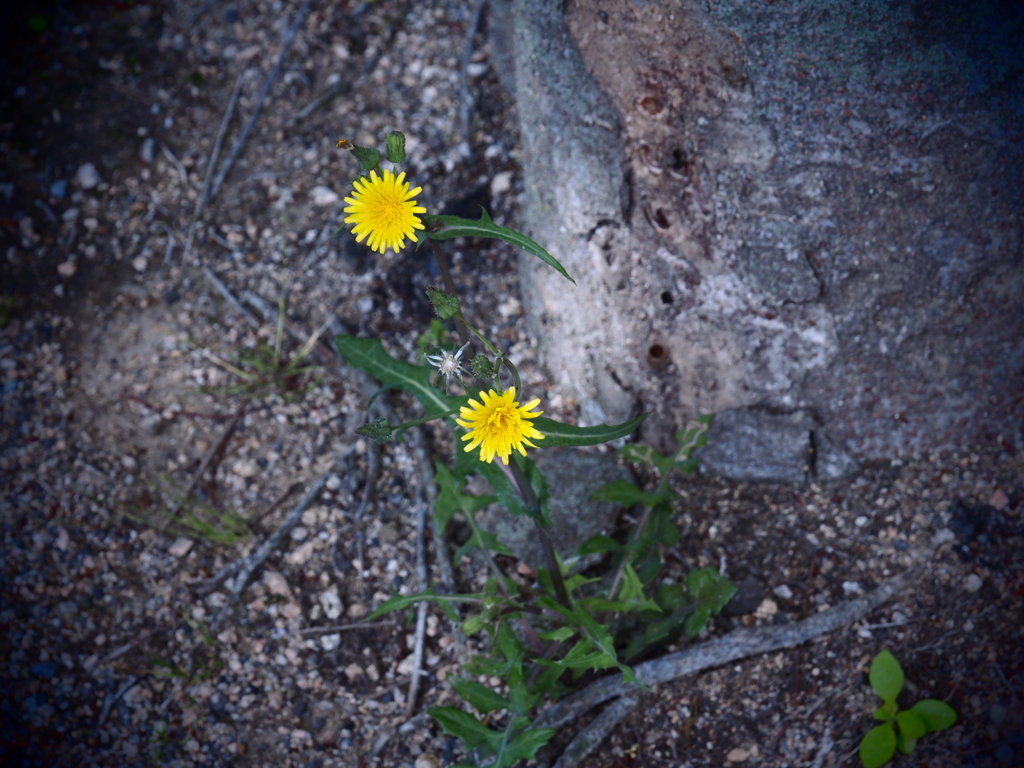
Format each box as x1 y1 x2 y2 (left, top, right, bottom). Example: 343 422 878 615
550 692 641 768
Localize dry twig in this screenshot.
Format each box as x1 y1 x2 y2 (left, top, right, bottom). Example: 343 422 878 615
405 428 432 716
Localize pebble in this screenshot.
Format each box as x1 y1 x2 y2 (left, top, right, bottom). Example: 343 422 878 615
842 581 863 595
50 179 68 199
232 459 259 479
754 598 778 619
964 574 983 593
290 526 309 542
854 515 868 527
310 186 340 206
169 537 193 557
140 137 156 164
343 662 363 678
76 163 101 189
726 746 754 762
57 260 77 277
286 540 316 566
346 602 369 619
319 587 342 620
321 634 342 651
415 756 441 768
264 571 293 599
772 584 793 600
132 256 148 273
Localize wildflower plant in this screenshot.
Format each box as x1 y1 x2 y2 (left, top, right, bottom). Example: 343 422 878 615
332 132 733 767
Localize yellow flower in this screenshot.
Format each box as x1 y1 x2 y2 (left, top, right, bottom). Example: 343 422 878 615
343 169 427 254
457 388 545 465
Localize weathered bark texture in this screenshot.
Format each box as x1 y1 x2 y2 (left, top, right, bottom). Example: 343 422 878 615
494 0 1024 471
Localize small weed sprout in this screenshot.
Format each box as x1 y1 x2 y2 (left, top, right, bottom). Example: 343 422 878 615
859 650 957 767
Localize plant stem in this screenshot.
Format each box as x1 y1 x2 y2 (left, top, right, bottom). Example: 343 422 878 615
429 239 470 347
503 460 571 610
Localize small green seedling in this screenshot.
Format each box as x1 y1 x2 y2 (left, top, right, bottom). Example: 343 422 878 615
859 650 957 767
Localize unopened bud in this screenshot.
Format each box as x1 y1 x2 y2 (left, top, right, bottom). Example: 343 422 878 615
470 355 497 379
356 417 392 444
426 286 460 319
335 138 353 149
350 145 381 172
385 131 406 164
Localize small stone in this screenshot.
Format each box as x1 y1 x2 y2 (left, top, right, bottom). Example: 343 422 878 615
347 602 369 620
50 179 67 199
76 163 101 189
232 459 259 479
52 365 68 384
415 756 441 768
344 662 363 679
754 598 778 619
491 171 513 197
140 137 156 164
55 527 69 552
290 526 309 542
964 574 983 593
311 186 340 206
963 619 974 632
365 663 380 682
57 260 76 278
989 489 1009 510
286 540 316 566
378 522 400 544
842 581 864 595
264 570 293 599
132 256 148 273
169 537 193 557
726 746 753 762
397 654 416 676
854 515 869 527
319 587 342 620
772 584 794 600
931 528 956 546
121 455 138 471
320 633 341 651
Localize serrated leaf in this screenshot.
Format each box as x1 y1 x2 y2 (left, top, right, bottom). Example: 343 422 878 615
429 706 498 750
869 650 904 704
366 590 483 621
682 567 736 638
619 562 645 603
335 335 463 419
532 414 646 447
646 502 680 546
539 626 576 642
577 534 624 555
859 723 897 768
448 678 510 714
910 699 957 732
896 709 926 740
501 727 556 763
420 209 575 284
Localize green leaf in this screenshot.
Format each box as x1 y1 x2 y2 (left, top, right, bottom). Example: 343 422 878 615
895 732 917 755
910 699 957 732
873 702 896 721
350 145 381 172
859 723 897 768
577 534 624 555
448 678 510 714
645 502 680 546
896 709 926 740
869 650 904 704
682 568 736 638
335 335 462 419
434 461 496 533
365 589 482 621
429 706 498 750
589 479 669 509
420 209 575 284
533 414 647 447
539 626 576 642
452 528 512 564
500 727 556 763
619 562 645 603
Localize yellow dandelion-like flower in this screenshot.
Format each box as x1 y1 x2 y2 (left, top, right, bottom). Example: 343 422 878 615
343 169 427 254
456 387 545 465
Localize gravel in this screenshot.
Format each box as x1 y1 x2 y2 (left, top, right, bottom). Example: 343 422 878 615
2 2 1023 767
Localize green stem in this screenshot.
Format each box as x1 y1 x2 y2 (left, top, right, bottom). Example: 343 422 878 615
499 357 522 400
503 460 571 610
429 239 470 347
458 316 501 357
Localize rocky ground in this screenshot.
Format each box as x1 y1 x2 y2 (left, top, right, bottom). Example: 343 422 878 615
1 2 1022 768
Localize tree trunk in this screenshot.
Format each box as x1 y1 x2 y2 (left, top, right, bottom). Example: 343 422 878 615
493 0 1024 477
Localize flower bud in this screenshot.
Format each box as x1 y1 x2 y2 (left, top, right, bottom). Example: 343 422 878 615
470 355 497 379
356 417 392 444
385 131 406 164
425 286 460 319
